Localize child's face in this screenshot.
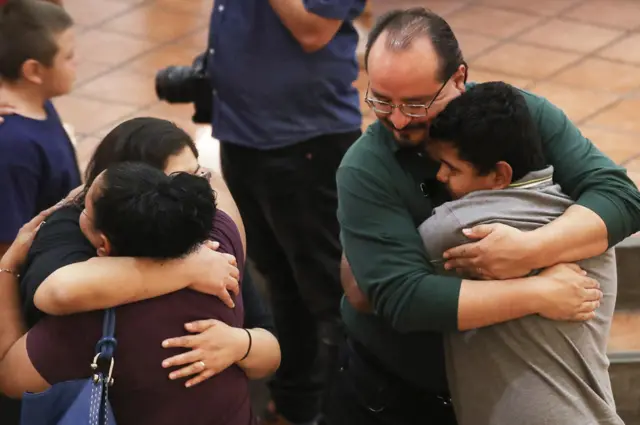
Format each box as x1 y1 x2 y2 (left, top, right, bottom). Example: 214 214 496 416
427 141 505 199
42 28 77 97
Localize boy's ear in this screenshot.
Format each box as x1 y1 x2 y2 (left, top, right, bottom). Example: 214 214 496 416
492 161 513 189
21 59 46 85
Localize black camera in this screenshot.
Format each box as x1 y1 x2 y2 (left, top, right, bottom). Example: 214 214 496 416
155 52 213 124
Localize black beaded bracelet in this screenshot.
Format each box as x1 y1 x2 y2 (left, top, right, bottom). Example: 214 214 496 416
240 329 252 361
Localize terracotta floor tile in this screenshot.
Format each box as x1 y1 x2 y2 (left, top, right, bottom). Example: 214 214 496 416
153 0 217 16
625 157 640 172
353 71 368 92
102 4 209 43
64 0 136 26
586 99 640 134
477 0 583 16
53 95 139 135
75 69 158 106
598 33 640 66
370 0 468 17
135 101 201 136
562 0 640 30
516 19 622 53
551 58 640 93
579 126 640 163
76 29 157 65
446 5 542 38
467 69 534 89
74 60 113 85
471 42 581 79
528 82 619 123
626 171 640 189
355 21 368 67
122 43 203 77
455 31 500 59
173 28 209 52
608 311 640 352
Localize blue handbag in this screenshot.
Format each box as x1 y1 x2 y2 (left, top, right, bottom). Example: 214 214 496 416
20 309 118 425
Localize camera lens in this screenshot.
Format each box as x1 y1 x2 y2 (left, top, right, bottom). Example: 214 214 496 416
155 66 197 103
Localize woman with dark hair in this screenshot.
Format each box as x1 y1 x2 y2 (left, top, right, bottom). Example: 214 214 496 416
29 117 278 384
0 160 277 425
0 118 280 424
83 117 201 184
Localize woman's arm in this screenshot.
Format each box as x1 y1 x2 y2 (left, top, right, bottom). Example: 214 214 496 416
161 319 281 386
161 269 281 385
34 243 241 314
0 207 58 397
33 170 246 315
236 328 281 379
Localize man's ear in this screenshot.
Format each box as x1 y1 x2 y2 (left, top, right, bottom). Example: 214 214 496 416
492 161 513 189
96 234 112 257
21 59 46 85
452 64 467 92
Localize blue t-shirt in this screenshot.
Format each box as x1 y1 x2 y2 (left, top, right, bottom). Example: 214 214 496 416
208 0 365 149
0 100 81 243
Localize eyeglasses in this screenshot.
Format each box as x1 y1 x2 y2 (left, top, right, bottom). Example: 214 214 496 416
196 166 212 181
365 74 451 118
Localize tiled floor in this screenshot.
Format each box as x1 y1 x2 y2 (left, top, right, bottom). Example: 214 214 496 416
61 0 640 186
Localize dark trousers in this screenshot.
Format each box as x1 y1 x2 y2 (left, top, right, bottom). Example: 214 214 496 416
0 396 20 425
324 338 458 425
220 131 360 424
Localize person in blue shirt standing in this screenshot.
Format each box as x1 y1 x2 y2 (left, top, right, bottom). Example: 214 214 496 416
0 2 80 424
208 1 365 424
0 0 80 259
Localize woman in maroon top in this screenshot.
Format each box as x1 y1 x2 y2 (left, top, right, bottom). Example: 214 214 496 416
0 118 280 425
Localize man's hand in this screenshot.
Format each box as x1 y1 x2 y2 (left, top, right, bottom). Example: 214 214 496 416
187 241 240 308
533 263 602 321
443 223 536 280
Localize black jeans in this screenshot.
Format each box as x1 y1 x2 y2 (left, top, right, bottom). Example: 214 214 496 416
220 131 360 424
324 338 458 425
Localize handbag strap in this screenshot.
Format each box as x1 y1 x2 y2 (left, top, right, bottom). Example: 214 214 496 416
94 308 117 361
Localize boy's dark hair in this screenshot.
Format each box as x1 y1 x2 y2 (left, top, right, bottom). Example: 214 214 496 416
0 0 73 81
365 7 467 82
85 117 199 186
429 82 547 181
92 162 215 259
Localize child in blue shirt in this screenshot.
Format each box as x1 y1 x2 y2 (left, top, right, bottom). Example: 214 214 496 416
0 0 81 259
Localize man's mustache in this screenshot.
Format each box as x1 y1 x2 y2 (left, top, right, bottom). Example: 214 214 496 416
382 118 429 132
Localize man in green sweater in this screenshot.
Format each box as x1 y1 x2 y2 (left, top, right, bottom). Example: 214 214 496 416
325 8 640 425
